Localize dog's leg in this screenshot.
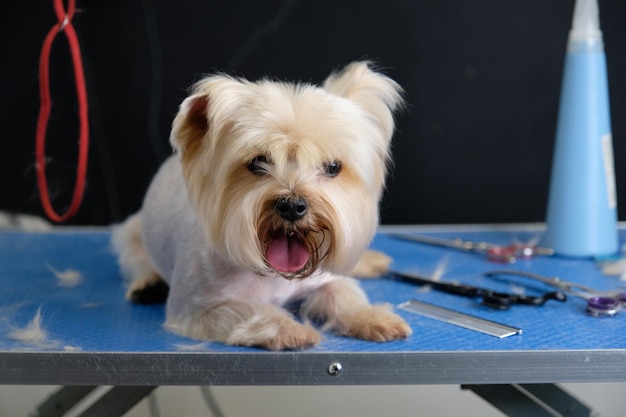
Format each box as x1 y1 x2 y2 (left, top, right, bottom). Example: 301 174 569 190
111 213 169 303
166 300 321 350
300 278 412 342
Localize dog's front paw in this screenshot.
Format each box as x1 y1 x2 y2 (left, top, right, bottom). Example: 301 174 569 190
344 305 412 342
217 303 321 350
228 317 321 351
261 322 321 351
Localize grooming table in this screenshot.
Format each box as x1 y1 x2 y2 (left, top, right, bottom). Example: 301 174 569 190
1 226 626 416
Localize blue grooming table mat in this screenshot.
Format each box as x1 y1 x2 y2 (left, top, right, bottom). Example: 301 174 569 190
1 226 626 386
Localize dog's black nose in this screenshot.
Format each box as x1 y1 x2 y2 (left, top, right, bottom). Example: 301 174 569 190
276 197 308 222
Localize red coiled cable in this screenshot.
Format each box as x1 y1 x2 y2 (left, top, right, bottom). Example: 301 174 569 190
35 0 89 223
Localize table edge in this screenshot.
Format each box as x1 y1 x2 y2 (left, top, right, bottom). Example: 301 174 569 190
2 349 625 386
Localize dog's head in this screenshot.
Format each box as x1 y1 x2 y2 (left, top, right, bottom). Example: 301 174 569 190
170 62 403 278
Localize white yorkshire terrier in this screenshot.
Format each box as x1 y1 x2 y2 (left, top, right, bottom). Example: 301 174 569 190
113 61 411 350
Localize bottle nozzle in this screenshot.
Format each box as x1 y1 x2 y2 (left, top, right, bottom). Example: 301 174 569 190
569 0 602 42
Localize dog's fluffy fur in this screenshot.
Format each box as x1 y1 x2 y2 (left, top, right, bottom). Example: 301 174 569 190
112 61 411 350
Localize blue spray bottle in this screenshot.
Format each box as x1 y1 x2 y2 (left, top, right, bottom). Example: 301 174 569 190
544 0 618 257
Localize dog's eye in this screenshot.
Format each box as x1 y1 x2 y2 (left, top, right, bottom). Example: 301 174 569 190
247 155 270 176
322 160 342 178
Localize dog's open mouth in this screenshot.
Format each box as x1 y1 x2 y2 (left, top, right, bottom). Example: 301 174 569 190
266 230 310 273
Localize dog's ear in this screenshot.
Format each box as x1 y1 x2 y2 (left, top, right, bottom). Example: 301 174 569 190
170 75 250 155
323 62 404 143
169 93 209 155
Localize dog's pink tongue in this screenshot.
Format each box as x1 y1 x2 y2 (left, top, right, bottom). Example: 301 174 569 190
266 233 309 273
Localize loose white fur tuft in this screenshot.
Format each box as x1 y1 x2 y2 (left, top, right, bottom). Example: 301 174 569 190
8 308 48 345
47 264 83 287
5 309 81 351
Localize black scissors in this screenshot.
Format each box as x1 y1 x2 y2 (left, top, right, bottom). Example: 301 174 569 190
486 270 626 317
387 270 567 310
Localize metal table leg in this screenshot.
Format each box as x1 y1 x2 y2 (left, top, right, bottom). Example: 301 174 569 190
462 384 600 417
76 386 157 417
31 386 97 417
31 386 156 417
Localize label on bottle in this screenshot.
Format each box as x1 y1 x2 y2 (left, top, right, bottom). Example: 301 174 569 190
602 133 617 209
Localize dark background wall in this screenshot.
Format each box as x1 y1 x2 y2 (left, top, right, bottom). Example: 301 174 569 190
3 0 626 225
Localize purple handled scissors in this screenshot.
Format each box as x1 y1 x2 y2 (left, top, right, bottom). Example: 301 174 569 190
485 270 626 317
